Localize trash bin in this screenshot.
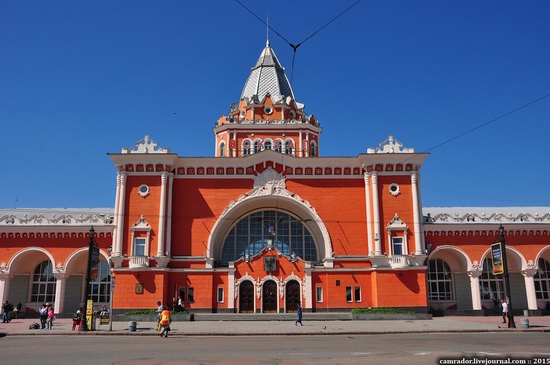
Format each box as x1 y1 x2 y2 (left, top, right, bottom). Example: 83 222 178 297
520 319 529 329
128 321 137 332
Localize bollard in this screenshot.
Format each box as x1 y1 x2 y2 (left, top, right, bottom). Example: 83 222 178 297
128 321 137 332
523 309 529 317
520 319 529 329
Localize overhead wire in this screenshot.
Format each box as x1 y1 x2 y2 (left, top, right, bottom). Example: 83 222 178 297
234 0 362 82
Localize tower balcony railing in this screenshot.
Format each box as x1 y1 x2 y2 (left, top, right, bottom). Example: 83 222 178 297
389 255 409 269
129 255 150 269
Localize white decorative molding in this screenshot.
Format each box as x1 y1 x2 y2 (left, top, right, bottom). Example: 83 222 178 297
424 209 550 225
367 135 414 154
122 135 170 154
235 273 255 300
387 214 408 231
0 210 114 226
132 215 151 231
252 167 286 195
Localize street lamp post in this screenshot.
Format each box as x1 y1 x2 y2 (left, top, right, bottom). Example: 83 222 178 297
107 247 114 332
82 226 96 331
499 225 516 328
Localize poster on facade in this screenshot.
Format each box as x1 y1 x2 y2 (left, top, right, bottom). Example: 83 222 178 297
491 242 504 275
86 299 93 330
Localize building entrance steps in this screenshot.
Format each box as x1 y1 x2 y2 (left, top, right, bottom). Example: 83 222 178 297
193 312 352 321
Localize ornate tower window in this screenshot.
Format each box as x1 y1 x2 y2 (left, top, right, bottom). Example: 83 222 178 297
274 139 282 153
264 140 272 151
253 140 261 154
285 140 294 155
242 140 251 156
310 141 317 157
219 142 225 157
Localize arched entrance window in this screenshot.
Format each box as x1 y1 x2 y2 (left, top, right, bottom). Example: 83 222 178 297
262 280 277 313
480 257 504 300
31 260 56 303
535 258 550 300
221 211 318 263
427 258 453 300
285 280 301 312
89 260 111 304
239 280 254 313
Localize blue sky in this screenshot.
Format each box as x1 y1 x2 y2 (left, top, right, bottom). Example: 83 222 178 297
2 1 549 209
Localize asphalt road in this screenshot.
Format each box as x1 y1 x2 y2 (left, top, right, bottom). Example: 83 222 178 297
3 332 549 365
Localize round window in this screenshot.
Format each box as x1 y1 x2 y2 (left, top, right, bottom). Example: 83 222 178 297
264 106 273 115
289 110 296 118
138 184 150 197
389 183 400 197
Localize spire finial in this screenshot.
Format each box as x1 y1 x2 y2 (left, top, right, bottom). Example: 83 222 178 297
266 13 270 47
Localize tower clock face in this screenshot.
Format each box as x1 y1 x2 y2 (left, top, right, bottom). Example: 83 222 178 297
264 256 277 272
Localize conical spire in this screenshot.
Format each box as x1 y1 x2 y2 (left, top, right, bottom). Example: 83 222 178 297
240 43 295 103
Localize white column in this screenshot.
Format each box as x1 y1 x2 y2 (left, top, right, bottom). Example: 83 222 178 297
523 268 539 310
411 172 423 255
0 273 11 309
468 270 482 310
304 268 312 310
371 173 382 255
364 173 374 255
298 130 303 157
53 272 66 314
228 268 235 311
111 172 122 254
165 172 174 256
115 172 127 256
157 172 168 256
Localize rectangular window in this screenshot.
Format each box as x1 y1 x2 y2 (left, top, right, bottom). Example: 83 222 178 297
316 286 323 302
134 238 146 256
187 287 195 302
346 286 352 302
355 286 361 302
217 287 224 303
179 287 186 303
392 237 403 256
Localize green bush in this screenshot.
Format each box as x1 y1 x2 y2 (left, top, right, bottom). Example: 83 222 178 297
351 308 414 314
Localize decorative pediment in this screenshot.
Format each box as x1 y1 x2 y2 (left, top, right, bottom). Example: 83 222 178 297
387 214 407 230
131 215 151 231
367 135 414 154
122 135 170 154
252 167 286 194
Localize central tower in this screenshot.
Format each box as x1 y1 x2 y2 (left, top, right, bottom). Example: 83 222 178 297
213 40 321 158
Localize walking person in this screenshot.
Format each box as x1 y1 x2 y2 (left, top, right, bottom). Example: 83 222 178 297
2 300 12 323
156 300 164 332
295 302 303 326
501 299 509 326
46 306 55 329
72 309 82 331
159 307 172 338
39 304 48 329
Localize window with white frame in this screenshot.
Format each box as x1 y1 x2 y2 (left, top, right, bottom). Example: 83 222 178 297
535 258 550 300
479 257 504 300
427 258 453 300
31 260 56 303
310 141 317 157
219 142 225 157
217 287 224 303
134 237 146 256
316 286 323 302
285 140 294 155
274 139 282 153
242 140 251 156
264 140 272 151
187 287 195 302
253 140 260 154
89 260 111 303
392 237 403 256
346 286 352 302
354 286 361 302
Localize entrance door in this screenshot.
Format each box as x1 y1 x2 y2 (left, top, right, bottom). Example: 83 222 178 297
285 280 300 312
239 281 254 313
262 280 278 313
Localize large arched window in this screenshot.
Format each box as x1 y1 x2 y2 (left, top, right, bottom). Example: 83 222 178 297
89 260 111 303
535 258 550 299
221 211 317 263
479 257 504 300
31 260 56 303
427 258 453 300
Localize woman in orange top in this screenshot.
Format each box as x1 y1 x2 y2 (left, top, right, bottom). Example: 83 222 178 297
159 308 171 338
